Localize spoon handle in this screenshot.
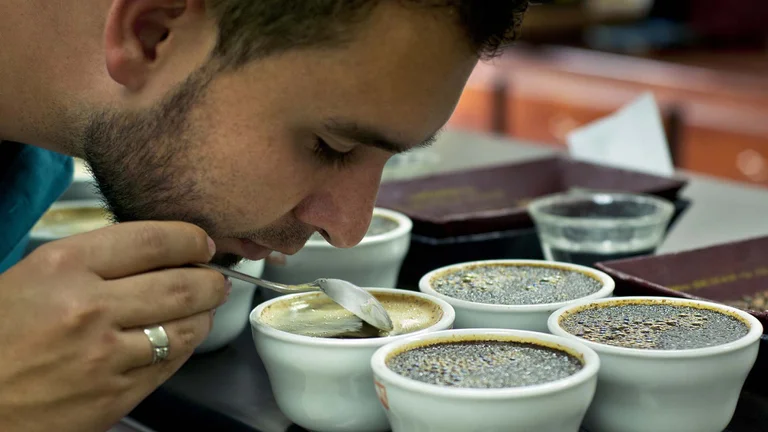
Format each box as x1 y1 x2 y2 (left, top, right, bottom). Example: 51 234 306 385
193 263 318 294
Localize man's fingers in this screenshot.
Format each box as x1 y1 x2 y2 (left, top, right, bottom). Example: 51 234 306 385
117 311 209 412
50 221 216 279
107 268 228 328
115 353 192 416
116 310 214 372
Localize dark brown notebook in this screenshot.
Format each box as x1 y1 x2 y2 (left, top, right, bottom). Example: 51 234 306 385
376 156 687 238
597 236 768 330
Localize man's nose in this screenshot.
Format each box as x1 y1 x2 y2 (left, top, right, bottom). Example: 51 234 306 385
293 169 381 248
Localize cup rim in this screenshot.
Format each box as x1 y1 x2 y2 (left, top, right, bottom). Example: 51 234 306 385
370 328 600 399
250 287 456 347
527 192 675 229
418 259 615 312
301 207 412 249
547 296 764 358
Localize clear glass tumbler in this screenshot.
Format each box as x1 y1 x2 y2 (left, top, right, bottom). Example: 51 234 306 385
527 192 675 267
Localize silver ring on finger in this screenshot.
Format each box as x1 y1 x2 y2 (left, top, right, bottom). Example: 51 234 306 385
143 325 170 365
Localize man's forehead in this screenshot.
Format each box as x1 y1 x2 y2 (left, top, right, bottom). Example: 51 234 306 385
199 2 474 153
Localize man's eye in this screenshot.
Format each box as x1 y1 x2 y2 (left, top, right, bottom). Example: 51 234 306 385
313 137 354 168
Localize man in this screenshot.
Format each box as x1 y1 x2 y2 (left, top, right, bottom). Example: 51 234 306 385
0 1 527 430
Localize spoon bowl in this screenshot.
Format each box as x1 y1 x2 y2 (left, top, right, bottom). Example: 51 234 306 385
194 263 394 332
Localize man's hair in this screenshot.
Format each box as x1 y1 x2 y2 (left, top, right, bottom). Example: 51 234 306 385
205 0 529 70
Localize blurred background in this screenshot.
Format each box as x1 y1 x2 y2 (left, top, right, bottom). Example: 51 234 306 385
444 0 768 187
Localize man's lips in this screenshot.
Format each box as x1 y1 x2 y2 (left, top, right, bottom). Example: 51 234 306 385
213 238 273 261
240 239 273 260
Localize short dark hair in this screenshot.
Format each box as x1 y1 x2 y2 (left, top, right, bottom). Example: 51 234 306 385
205 0 529 70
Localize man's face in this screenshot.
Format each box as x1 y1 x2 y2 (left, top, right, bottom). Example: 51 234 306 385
83 3 478 267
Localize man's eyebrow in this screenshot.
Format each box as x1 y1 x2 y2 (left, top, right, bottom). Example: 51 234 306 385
323 119 440 153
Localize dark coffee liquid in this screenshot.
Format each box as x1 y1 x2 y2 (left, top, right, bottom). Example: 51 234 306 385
432 264 603 306
387 340 583 388
309 214 397 241
548 247 656 267
329 322 383 339
561 303 750 350
366 215 398 236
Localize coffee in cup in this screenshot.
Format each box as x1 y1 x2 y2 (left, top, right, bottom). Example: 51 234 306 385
310 213 400 241
366 213 400 236
251 288 455 432
419 260 615 332
371 329 599 432
548 297 762 432
259 291 444 339
559 300 749 350
387 338 583 389
264 208 412 290
31 201 111 238
430 262 604 306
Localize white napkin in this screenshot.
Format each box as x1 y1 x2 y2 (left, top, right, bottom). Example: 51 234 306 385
566 92 675 177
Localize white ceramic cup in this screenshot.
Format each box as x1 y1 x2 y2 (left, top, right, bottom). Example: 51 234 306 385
370 328 600 432
548 296 763 432
195 259 265 354
261 208 412 299
419 259 615 332
250 288 455 432
26 200 111 252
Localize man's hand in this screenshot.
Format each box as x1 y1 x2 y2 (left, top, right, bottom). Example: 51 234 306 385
0 221 229 432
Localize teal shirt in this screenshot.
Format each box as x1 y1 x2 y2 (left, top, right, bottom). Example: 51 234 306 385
0 142 73 273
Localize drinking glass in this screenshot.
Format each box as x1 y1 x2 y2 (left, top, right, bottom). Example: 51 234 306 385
528 192 675 266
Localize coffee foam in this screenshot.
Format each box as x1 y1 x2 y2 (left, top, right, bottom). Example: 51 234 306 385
33 206 112 237
385 333 586 366
308 214 400 242
368 214 399 231
558 297 753 329
260 291 443 338
431 262 603 286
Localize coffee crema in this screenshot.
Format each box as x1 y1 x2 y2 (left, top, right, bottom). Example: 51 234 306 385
310 214 398 242
32 206 112 237
431 264 603 306
365 214 399 237
260 292 442 339
560 302 750 350
387 340 583 389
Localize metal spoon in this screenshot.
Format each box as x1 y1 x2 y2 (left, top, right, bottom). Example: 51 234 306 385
194 262 394 332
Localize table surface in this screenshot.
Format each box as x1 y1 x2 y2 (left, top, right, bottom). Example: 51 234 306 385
127 296 768 432
121 129 768 432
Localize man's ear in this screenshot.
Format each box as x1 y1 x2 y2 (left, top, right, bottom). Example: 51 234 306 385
104 0 206 92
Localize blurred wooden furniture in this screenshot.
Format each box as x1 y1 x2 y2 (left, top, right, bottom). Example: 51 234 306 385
447 45 768 187
444 61 505 133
